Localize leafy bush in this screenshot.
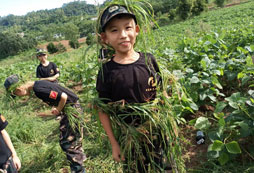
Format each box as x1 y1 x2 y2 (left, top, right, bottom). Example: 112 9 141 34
0 32 36 59
86 33 96 46
178 0 193 20
69 39 80 49
192 0 207 16
56 43 66 53
47 42 58 54
215 0 225 7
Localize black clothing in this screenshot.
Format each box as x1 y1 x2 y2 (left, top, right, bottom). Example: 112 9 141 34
33 80 79 106
0 114 12 168
36 62 59 79
96 52 163 172
32 81 86 172
96 52 161 104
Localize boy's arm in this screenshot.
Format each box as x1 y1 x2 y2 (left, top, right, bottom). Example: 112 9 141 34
1 129 21 170
98 111 124 162
39 73 59 82
52 92 67 115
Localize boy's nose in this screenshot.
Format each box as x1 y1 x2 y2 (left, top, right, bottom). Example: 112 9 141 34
120 30 127 37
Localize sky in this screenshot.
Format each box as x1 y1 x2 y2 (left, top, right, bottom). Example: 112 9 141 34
0 0 105 17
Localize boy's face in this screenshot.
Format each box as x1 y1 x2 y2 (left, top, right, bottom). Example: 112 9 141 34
37 54 47 62
101 15 139 54
13 86 29 96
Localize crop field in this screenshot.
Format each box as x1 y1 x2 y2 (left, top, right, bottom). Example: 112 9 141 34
0 1 254 172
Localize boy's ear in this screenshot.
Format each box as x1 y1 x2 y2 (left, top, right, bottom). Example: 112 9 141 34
100 32 108 44
135 25 140 36
14 88 21 94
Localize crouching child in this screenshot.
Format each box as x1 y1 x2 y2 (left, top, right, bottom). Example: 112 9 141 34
4 74 86 173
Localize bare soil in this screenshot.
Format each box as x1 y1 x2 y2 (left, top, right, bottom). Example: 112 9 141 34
37 37 86 52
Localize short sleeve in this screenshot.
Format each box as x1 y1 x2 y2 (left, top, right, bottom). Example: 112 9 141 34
0 114 8 131
96 67 112 103
52 62 60 74
147 53 162 85
36 66 41 78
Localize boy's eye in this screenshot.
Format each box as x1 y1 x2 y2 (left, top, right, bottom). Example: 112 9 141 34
110 29 117 32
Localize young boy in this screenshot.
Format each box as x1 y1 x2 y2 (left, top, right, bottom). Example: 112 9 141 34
0 113 21 172
4 74 86 173
36 49 60 83
96 4 164 172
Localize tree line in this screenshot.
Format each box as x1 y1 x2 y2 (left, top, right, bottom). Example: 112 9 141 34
0 0 226 59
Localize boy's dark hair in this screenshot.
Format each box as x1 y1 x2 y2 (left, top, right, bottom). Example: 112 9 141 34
100 5 137 32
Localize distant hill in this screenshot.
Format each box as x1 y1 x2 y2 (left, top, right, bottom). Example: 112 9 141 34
0 1 96 28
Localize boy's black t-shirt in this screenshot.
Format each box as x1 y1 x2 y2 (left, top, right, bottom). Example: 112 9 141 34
0 114 12 167
33 80 79 106
36 62 59 78
96 52 161 104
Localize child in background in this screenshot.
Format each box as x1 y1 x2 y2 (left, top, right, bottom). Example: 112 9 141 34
36 48 60 83
4 74 86 173
0 113 21 172
96 4 166 172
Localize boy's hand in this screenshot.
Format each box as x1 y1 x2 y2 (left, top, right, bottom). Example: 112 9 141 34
12 155 21 171
51 107 60 115
112 143 125 162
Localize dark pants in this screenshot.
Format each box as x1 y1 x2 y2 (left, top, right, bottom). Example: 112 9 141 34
60 103 86 173
0 157 18 173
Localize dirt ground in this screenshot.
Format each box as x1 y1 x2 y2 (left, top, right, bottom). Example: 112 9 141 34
181 124 209 170
38 37 86 52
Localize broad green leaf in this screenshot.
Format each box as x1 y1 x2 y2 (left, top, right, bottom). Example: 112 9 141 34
225 92 243 109
211 76 222 89
246 56 254 66
237 72 245 79
212 70 221 76
190 76 200 84
213 112 224 119
241 76 251 86
207 144 220 159
228 102 239 109
208 95 217 102
237 46 248 54
218 117 225 127
225 92 241 102
235 121 250 137
218 152 229 165
190 102 198 111
201 56 211 70
250 44 254 52
248 90 254 97
188 119 196 126
212 140 224 151
195 117 211 130
220 69 224 76
251 98 254 103
225 141 241 154
208 131 222 142
215 102 227 113
199 93 207 100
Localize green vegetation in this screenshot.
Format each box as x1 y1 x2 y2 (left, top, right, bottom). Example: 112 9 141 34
0 0 254 172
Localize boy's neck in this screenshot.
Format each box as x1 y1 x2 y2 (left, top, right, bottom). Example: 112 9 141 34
41 60 49 66
113 51 139 64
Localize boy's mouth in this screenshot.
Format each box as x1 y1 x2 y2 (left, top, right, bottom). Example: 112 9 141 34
119 41 130 46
